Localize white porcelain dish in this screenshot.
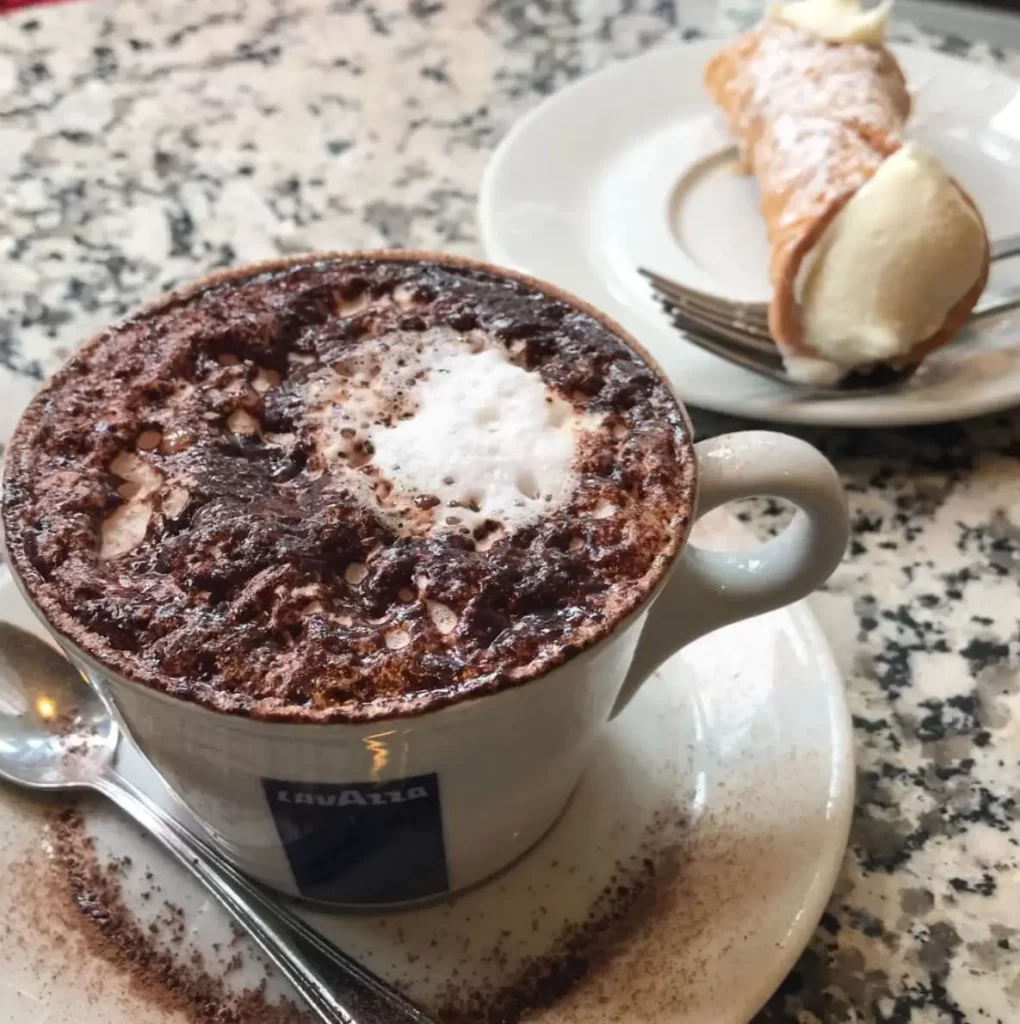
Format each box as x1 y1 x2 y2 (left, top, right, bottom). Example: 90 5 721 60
0 510 854 1024
480 41 1020 426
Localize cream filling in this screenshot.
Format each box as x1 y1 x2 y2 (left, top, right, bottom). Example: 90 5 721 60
786 143 986 384
777 0 892 45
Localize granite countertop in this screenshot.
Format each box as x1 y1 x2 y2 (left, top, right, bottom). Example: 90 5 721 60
0 1 1018 1021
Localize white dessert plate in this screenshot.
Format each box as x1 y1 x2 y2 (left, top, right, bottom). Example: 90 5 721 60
0 513 854 1024
479 40 1020 427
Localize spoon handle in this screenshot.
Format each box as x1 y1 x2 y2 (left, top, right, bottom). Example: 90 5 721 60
94 772 436 1024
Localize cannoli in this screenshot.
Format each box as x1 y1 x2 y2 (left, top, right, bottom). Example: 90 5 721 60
704 0 989 384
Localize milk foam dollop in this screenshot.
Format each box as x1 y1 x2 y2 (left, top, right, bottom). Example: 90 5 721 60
309 326 600 536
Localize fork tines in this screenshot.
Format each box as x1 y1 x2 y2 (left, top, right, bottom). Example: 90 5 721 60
639 268 774 345
640 268 789 382
642 266 922 396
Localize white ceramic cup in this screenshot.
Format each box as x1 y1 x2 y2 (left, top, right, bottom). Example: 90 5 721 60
5 253 849 908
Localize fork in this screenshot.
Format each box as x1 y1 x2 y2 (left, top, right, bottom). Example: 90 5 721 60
640 232 1020 396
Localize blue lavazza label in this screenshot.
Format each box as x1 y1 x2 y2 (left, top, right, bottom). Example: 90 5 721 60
262 773 448 904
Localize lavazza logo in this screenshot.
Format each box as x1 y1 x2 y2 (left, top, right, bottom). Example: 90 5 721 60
271 785 432 808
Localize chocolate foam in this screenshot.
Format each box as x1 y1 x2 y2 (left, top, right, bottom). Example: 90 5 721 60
2 254 695 722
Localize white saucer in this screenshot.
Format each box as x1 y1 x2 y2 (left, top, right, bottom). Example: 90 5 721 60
0 514 853 1024
479 40 1020 427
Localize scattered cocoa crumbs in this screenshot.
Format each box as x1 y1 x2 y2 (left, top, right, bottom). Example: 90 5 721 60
436 841 686 1024
11 793 700 1024
48 804 312 1024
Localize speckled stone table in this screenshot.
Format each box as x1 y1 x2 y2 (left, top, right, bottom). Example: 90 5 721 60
0 1 1018 1022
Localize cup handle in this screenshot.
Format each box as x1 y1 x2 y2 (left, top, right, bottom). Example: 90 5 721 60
610 430 848 720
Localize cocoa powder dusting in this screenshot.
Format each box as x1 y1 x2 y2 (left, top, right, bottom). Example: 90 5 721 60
47 804 311 1024
4 253 694 724
8 800 695 1023
435 829 687 1024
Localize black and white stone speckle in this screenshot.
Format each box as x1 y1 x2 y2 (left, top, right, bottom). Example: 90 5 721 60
0 1 1018 1021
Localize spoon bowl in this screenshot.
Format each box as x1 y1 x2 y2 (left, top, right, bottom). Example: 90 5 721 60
0 618 436 1023
0 622 117 790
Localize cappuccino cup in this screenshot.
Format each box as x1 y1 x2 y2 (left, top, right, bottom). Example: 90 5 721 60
2 251 848 906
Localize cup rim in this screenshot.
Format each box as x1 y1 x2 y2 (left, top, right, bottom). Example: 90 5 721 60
1 248 700 726
8 558 670 738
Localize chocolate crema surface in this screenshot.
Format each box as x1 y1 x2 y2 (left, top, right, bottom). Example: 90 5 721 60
2 254 694 721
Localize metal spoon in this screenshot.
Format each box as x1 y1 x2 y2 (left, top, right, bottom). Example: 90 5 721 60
0 621 437 1024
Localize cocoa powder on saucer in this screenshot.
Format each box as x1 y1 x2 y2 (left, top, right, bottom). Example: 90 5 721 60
15 800 688 1024
47 803 311 1024
435 841 686 1024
